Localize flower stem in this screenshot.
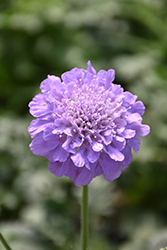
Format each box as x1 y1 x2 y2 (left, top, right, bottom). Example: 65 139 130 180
0 232 12 250
81 185 89 250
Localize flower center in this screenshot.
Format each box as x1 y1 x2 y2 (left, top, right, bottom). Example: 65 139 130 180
61 83 122 135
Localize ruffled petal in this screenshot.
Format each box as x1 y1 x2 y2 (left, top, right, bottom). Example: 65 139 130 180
70 136 83 149
87 60 96 75
105 145 124 161
92 141 103 152
48 161 63 177
29 94 52 117
99 153 121 175
123 92 137 107
71 148 86 167
40 75 62 93
126 113 142 123
60 158 76 178
105 69 115 89
72 167 93 186
28 119 53 138
136 124 150 137
52 145 69 162
121 145 133 170
61 68 86 84
104 168 122 181
87 147 100 163
29 132 57 155
128 136 140 153
93 162 103 177
100 131 113 145
121 129 136 139
128 101 145 115
62 137 75 153
112 136 126 151
43 124 59 141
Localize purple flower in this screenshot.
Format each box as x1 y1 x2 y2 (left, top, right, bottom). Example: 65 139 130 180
28 61 150 186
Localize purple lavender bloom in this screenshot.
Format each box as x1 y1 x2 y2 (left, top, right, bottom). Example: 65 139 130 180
28 61 150 186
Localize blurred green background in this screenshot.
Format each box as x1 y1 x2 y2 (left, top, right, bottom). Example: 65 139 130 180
0 0 167 249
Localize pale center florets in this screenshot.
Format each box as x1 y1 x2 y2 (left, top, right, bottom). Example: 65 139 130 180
61 83 122 135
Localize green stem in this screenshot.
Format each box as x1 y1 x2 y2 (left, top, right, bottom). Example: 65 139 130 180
81 185 89 250
0 232 12 250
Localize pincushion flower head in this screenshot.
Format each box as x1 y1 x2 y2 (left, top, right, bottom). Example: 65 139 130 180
28 61 150 186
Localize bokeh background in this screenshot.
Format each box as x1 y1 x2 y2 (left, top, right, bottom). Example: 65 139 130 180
0 0 167 249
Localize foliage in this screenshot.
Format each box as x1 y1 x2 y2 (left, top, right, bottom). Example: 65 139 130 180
0 0 167 249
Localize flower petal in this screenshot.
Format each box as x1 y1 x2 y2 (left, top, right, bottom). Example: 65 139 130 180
123 92 137 107
87 60 96 75
43 124 59 141
136 124 150 137
29 94 52 117
71 148 86 167
126 113 142 123
28 119 52 138
29 132 57 155
104 168 122 181
105 69 115 89
121 129 136 139
40 75 62 93
92 141 103 152
112 136 126 151
87 147 100 163
105 145 124 161
60 158 76 178
100 131 113 145
72 167 93 186
93 162 103 177
128 136 140 153
121 145 133 170
52 145 69 162
129 101 145 115
62 137 75 153
99 153 121 175
48 161 63 177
